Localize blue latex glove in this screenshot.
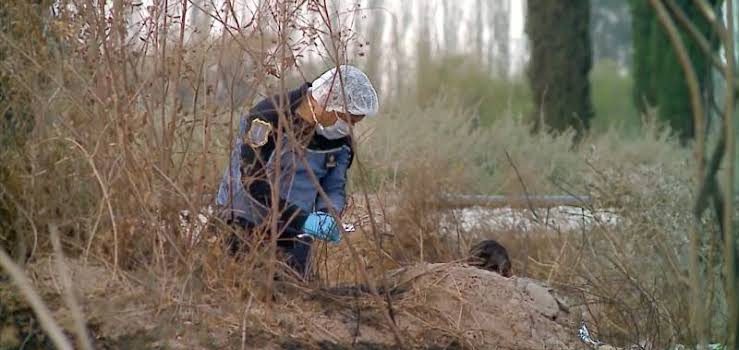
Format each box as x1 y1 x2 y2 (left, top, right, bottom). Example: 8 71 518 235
301 211 341 243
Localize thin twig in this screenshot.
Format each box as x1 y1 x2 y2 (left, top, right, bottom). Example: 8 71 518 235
0 248 74 350
503 149 539 276
241 293 254 350
49 224 94 350
0 183 39 261
63 137 119 275
503 149 540 222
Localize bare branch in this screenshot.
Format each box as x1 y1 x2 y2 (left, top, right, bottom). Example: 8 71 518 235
649 0 708 344
692 0 728 41
0 248 75 350
722 2 737 348
665 0 724 74
651 0 707 177
50 224 94 350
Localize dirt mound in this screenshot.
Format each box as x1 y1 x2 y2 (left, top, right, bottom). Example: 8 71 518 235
305 262 584 349
14 259 586 349
285 262 584 349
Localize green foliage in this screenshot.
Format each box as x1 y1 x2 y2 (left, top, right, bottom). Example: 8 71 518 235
409 53 640 139
355 90 688 197
413 53 532 127
525 0 595 140
590 60 641 136
629 0 721 143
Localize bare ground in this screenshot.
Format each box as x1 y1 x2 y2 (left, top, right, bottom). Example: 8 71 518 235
1 256 588 350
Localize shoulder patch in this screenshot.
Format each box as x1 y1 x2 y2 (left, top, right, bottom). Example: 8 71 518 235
245 118 272 147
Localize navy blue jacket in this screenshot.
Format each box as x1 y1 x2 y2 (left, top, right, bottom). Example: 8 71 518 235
215 83 353 237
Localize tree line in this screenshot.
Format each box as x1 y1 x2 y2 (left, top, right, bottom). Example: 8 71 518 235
527 0 722 143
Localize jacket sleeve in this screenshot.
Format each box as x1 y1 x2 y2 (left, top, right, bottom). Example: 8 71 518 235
315 147 352 215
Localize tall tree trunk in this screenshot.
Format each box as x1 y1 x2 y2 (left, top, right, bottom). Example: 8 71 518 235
443 0 459 52
525 0 594 140
393 1 413 96
490 0 511 78
365 0 385 85
190 0 213 46
416 0 432 102
475 0 484 59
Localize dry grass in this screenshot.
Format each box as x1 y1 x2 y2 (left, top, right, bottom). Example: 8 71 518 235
0 1 733 349
349 92 729 347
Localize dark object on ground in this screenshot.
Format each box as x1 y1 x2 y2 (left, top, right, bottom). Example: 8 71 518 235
468 239 512 277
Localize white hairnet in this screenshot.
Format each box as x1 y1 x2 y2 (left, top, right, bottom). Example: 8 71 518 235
310 65 379 117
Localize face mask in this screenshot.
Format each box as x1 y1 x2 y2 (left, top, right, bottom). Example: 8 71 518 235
307 95 351 139
316 117 351 139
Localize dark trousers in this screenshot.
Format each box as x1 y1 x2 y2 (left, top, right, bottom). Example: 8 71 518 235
226 217 313 279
